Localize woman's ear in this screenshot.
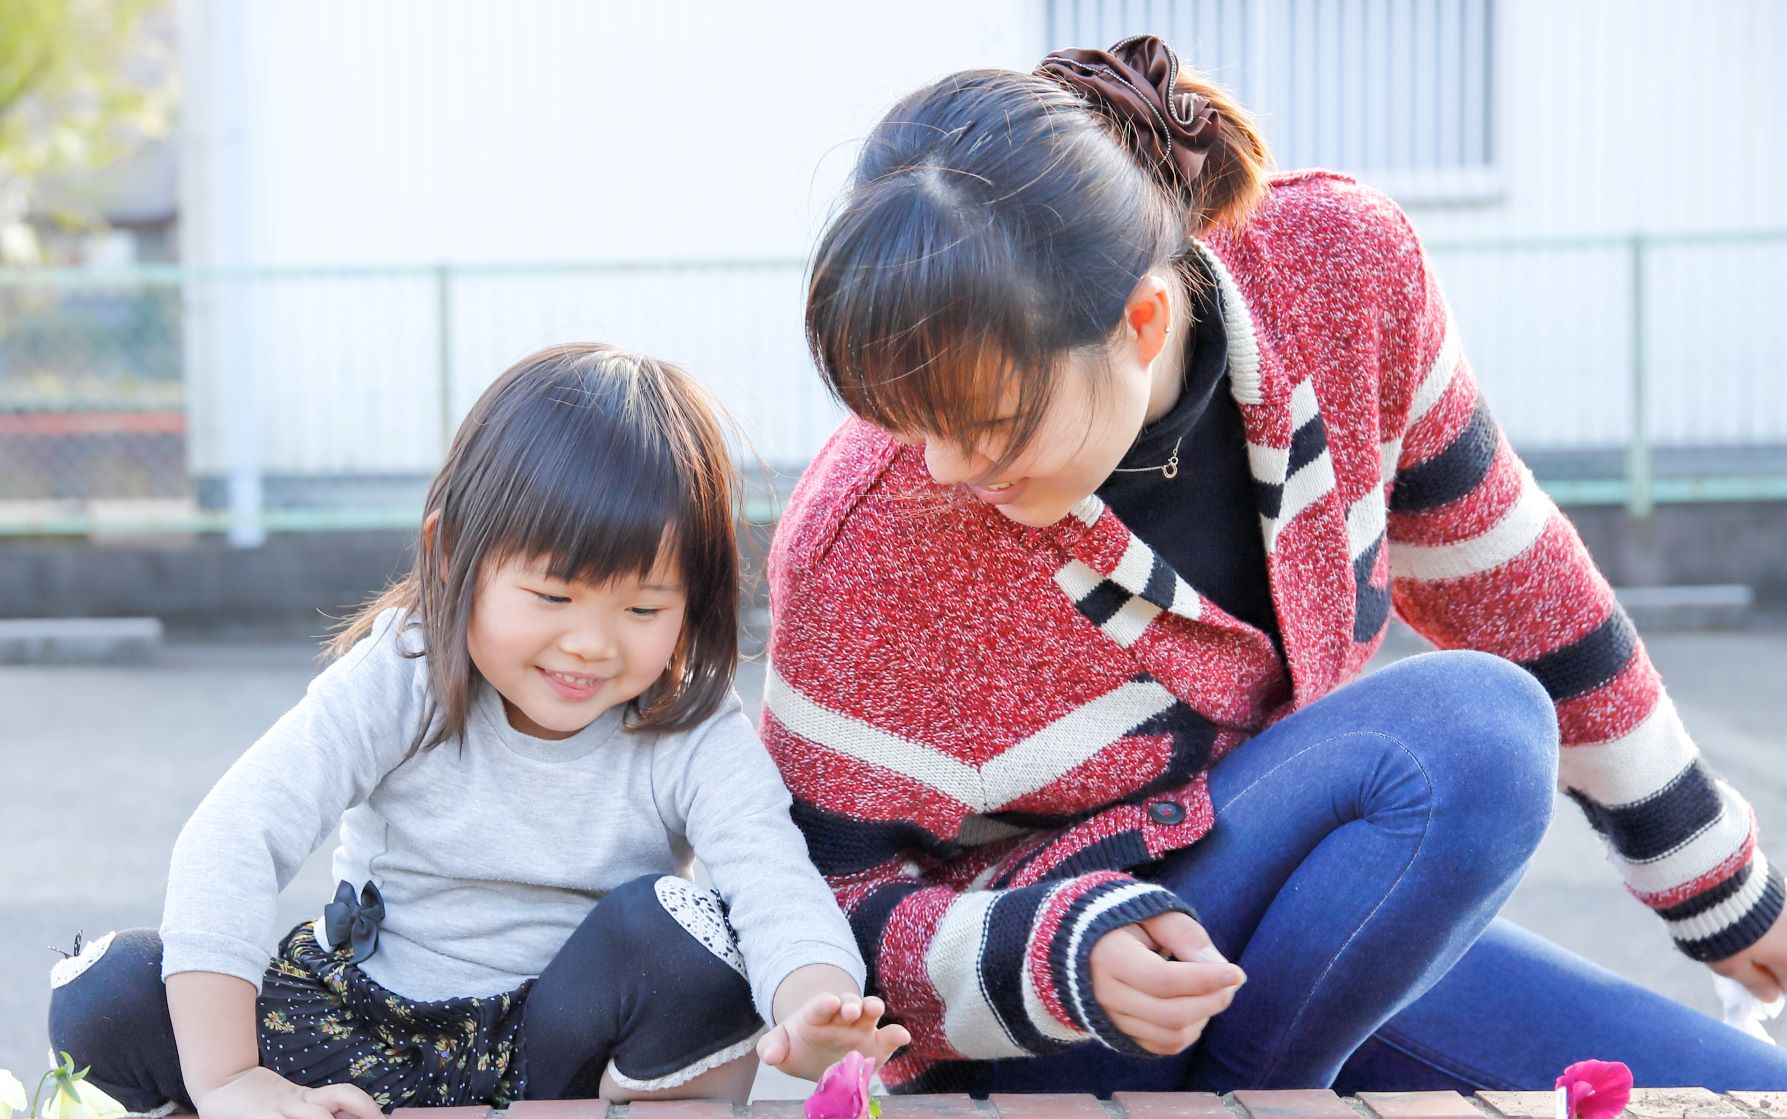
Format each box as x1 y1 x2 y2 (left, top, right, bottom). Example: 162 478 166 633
421 511 448 582
1124 273 1175 367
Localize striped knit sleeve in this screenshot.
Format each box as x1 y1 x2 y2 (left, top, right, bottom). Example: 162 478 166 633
1381 239 1783 962
826 856 1190 1079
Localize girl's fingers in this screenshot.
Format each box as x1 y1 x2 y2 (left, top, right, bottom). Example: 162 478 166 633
861 995 887 1020
757 1024 792 1067
839 993 863 1023
802 993 843 1023
283 1101 341 1119
303 1085 382 1119
873 1023 912 1055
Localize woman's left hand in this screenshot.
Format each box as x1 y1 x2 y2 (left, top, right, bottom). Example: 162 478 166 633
757 991 911 1082
1707 908 1787 1002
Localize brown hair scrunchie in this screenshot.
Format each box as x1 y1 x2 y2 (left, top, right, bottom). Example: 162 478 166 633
1036 34 1220 199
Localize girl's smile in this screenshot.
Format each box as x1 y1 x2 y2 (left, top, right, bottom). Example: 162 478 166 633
537 665 611 702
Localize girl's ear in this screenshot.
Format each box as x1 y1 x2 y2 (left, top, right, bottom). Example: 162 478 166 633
422 511 449 582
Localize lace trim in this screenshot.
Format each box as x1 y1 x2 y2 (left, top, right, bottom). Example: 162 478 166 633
49 931 118 990
603 1027 765 1093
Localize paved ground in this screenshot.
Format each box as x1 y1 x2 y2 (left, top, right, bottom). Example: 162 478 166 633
2 621 1783 1094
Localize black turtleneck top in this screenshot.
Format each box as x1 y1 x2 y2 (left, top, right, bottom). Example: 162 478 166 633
1094 263 1283 654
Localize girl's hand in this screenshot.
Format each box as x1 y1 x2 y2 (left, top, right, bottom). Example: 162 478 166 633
1088 912 1246 1055
1708 908 1787 1003
756 992 911 1082
194 1067 382 1119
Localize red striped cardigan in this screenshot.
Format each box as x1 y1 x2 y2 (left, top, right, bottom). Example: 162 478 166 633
762 171 1779 1089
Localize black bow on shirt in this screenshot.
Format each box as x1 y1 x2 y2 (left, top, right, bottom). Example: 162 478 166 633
323 880 384 964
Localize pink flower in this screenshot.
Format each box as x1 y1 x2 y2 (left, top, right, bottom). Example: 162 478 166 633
1556 1059 1633 1119
805 1051 876 1119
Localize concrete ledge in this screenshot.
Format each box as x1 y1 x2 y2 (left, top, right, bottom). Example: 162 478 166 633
0 616 163 664
391 1090 1787 1119
1616 584 1756 632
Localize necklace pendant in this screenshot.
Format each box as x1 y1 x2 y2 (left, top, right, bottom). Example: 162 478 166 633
1162 456 1180 480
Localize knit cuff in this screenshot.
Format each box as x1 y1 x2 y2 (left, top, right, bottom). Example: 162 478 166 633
1661 851 1786 962
1045 878 1194 1057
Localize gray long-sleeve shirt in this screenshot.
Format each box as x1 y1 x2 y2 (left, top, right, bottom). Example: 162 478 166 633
159 609 863 1020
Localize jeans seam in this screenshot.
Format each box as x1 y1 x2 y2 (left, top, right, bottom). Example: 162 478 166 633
1210 727 1419 815
1241 729 1436 1085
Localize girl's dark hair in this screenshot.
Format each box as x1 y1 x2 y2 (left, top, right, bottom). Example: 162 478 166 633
331 343 739 753
806 60 1270 469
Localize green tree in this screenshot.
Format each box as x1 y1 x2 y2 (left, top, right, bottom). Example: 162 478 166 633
0 0 174 262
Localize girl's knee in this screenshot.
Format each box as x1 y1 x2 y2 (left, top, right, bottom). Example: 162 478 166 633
47 930 177 1100
576 875 673 959
601 877 755 1013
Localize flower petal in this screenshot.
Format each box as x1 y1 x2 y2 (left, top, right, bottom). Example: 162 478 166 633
1 1071 28 1115
1556 1060 1633 1119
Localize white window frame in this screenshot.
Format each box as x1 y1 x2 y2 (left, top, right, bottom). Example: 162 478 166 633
1043 0 1507 207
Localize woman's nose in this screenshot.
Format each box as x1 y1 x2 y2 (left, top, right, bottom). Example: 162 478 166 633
923 438 987 486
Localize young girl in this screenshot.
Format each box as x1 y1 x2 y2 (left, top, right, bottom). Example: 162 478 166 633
47 343 908 1117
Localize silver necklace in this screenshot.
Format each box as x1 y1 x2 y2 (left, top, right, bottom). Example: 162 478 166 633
1110 434 1183 480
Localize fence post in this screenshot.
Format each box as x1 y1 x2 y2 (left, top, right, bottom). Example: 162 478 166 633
223 275 265 548
1626 233 1653 518
436 263 454 456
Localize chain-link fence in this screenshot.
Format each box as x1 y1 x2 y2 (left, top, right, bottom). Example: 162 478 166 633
3 234 1785 543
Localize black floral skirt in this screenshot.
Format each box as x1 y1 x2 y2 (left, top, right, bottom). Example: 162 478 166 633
258 922 532 1109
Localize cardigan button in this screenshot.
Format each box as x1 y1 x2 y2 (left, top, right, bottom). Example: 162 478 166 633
1147 800 1187 826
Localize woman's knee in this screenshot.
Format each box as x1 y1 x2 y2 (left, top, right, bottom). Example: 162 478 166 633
1372 651 1559 846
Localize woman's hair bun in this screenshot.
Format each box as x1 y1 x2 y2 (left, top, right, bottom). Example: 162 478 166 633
1036 35 1219 203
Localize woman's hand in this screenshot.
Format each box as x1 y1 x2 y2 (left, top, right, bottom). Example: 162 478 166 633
756 991 911 1082
1708 909 1787 1003
1089 912 1245 1055
193 1067 381 1119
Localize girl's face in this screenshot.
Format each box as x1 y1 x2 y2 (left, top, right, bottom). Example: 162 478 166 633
911 273 1182 529
465 552 687 739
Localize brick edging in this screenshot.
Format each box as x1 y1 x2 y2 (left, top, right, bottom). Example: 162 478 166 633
392 1087 1787 1119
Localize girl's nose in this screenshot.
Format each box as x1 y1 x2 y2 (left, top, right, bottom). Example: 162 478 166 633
560 624 617 662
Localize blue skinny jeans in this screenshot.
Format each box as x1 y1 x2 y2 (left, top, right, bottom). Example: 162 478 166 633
979 651 1787 1093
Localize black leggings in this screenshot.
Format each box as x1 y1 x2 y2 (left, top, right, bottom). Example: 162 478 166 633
47 875 764 1110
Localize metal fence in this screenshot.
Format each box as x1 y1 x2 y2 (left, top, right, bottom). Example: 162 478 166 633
2 232 1785 544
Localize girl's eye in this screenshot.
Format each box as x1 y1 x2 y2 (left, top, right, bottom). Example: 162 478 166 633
628 607 665 618
530 591 571 605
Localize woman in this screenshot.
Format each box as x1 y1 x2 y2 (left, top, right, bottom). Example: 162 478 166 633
761 36 1787 1093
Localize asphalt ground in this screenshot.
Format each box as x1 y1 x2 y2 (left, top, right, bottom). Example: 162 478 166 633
2 621 1783 1095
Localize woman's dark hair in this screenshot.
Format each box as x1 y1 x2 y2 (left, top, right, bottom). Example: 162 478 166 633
806 56 1270 470
331 343 740 752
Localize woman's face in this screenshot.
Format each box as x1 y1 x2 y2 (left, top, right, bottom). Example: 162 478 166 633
908 274 1182 529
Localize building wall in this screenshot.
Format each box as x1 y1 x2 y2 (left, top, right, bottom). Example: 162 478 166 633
178 0 1787 481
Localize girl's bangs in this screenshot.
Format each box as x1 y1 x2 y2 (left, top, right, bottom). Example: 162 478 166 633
461 381 694 590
